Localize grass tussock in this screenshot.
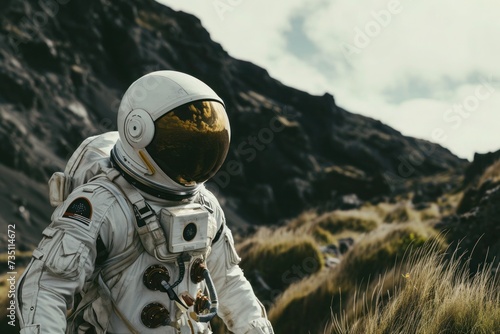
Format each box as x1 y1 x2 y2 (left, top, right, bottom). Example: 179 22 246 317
286 209 320 231
237 228 324 291
286 208 381 246
331 246 500 334
269 269 340 333
378 200 441 224
316 210 380 235
284 200 444 248
436 191 464 217
382 202 419 223
268 223 447 334
418 202 441 221
335 222 446 286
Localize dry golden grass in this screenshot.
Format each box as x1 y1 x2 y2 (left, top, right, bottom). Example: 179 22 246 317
237 227 324 292
286 209 320 231
316 210 380 234
478 159 500 188
372 199 442 224
436 190 464 217
418 202 441 220
285 198 445 243
331 245 500 334
285 206 382 247
382 202 419 223
269 269 340 333
267 222 447 334
335 222 446 286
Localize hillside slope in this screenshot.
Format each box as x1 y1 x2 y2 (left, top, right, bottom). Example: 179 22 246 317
0 0 466 246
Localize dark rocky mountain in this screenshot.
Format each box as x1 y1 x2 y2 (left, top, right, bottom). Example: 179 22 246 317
438 151 500 272
0 0 467 250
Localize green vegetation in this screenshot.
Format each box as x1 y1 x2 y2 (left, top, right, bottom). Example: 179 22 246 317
382 202 416 223
248 180 499 334
237 228 324 291
335 222 446 285
266 222 447 334
316 210 380 234
331 246 500 334
267 232 499 334
377 200 442 224
268 270 340 333
4 179 494 334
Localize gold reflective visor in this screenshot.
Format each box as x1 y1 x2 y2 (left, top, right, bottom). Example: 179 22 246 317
146 101 230 186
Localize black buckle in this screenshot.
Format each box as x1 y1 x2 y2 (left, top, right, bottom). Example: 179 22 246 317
133 202 156 227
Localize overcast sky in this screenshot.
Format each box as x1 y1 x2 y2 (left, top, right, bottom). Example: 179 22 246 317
157 0 500 160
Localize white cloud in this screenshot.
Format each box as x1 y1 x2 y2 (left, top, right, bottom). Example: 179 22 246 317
157 0 328 93
156 0 500 160
305 0 500 82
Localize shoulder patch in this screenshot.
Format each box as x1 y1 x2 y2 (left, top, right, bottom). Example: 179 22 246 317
63 197 93 226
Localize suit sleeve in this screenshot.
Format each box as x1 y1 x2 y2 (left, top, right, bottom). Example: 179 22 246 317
206 205 274 334
16 186 114 334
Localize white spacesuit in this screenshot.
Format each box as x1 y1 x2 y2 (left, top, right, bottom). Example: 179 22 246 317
16 71 274 334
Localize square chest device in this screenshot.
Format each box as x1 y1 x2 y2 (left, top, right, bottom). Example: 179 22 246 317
160 203 210 253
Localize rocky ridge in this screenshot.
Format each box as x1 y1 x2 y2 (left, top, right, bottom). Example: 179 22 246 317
0 0 467 249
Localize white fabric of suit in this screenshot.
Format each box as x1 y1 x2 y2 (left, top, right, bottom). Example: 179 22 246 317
16 177 273 334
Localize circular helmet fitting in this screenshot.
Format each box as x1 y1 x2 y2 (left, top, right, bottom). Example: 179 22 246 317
112 71 231 197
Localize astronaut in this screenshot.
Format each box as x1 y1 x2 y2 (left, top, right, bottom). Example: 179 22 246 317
16 71 274 334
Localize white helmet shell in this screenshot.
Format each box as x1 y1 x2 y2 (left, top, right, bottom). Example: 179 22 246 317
113 70 230 197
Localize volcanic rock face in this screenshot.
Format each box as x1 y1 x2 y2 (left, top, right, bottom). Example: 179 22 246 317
438 151 500 271
0 0 466 240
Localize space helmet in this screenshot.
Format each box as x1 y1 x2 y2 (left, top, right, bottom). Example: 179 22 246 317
111 71 230 198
